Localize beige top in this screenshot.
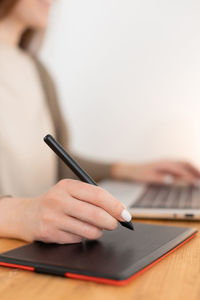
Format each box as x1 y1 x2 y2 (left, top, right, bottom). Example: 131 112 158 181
0 43 57 197
0 43 111 198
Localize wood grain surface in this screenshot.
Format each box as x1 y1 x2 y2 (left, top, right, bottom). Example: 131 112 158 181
0 219 199 300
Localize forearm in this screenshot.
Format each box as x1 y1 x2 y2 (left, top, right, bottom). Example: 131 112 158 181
0 196 32 241
110 162 132 180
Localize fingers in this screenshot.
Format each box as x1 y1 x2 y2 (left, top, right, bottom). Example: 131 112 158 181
144 173 171 185
58 179 132 223
58 215 104 240
173 163 197 185
36 220 83 244
178 161 200 179
156 161 198 185
47 230 83 244
162 174 174 185
35 179 127 244
64 196 118 231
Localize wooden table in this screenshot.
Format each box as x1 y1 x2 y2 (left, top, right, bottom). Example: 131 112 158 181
0 219 199 300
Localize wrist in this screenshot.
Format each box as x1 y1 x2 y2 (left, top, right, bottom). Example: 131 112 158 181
111 162 130 180
0 196 34 241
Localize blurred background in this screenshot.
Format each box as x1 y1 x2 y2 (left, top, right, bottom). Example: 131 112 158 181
40 0 200 166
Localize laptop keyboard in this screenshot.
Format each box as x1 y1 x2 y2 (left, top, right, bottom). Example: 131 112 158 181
131 185 200 209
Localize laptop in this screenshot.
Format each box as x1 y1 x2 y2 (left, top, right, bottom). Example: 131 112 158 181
99 180 200 220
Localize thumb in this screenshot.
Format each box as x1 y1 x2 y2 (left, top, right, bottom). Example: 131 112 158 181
148 173 174 185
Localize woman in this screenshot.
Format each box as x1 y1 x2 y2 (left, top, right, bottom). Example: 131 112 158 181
0 0 199 244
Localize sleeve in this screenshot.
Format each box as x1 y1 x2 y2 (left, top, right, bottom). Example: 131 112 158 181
59 154 112 183
0 195 12 200
34 57 112 183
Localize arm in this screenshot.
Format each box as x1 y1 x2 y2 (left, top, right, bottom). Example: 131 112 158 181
111 160 200 185
0 196 32 241
0 180 130 243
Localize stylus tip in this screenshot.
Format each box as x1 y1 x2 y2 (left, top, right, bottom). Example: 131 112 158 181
119 221 135 231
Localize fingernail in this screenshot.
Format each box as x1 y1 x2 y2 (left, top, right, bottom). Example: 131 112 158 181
121 209 132 222
163 175 174 185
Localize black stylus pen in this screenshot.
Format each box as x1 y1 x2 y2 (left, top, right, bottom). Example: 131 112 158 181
44 134 134 231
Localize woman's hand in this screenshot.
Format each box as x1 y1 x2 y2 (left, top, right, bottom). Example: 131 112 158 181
0 179 132 244
111 160 200 186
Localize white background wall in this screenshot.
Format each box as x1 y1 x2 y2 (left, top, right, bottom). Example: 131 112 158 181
40 0 200 166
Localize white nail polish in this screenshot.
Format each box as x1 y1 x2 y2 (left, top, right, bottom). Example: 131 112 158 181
121 209 132 222
163 175 174 185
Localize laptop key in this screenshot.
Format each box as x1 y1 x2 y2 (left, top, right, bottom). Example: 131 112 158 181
191 188 200 209
131 185 200 209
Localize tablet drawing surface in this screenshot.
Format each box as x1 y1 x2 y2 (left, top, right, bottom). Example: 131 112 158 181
0 223 197 285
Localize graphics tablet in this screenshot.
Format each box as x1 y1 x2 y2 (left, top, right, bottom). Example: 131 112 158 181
0 223 197 286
